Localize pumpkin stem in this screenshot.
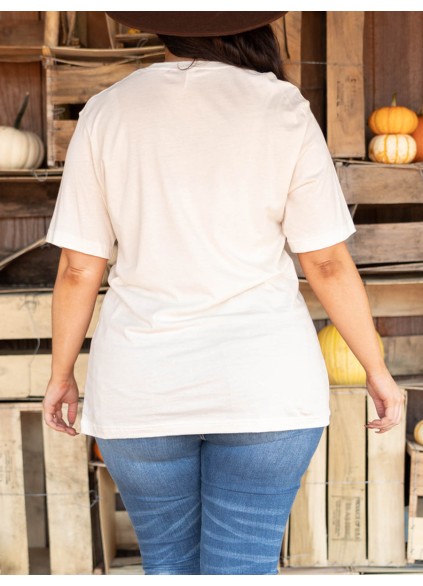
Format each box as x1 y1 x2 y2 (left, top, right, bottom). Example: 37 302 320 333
13 92 30 130
391 92 397 107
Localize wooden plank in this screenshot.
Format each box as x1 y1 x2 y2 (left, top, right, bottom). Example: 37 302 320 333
0 178 60 219
21 412 47 549
327 12 365 158
367 390 407 566
42 402 93 574
49 120 77 166
115 510 139 549
328 388 367 565
97 466 117 575
365 12 423 125
0 19 44 46
0 291 105 339
289 427 327 567
47 60 146 105
273 12 302 89
348 223 423 265
0 406 29 575
300 279 423 320
0 352 88 398
336 162 423 205
408 518 423 563
383 335 423 376
0 62 44 138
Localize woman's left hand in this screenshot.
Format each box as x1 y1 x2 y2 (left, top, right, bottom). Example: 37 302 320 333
43 374 80 436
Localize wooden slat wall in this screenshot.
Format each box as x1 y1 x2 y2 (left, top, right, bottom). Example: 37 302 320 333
327 12 365 158
42 402 93 575
289 428 327 566
327 388 367 565
367 394 407 566
363 12 423 146
0 13 44 142
0 407 29 575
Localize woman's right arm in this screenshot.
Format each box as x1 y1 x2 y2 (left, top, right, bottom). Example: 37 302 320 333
298 241 405 433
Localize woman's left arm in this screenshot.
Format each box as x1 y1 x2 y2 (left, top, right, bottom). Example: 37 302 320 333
43 248 108 435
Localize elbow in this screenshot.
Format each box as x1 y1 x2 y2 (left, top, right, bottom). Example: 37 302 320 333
314 258 343 278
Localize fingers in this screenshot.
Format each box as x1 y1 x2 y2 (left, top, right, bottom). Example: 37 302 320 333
366 403 404 434
43 400 79 436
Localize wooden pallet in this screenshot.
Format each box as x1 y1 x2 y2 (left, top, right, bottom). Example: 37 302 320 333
283 386 407 568
90 461 139 575
407 440 423 563
0 401 92 575
43 46 163 167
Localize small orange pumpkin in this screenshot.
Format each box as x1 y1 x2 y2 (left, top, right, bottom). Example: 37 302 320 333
368 134 417 164
92 440 104 462
368 93 418 135
411 105 423 162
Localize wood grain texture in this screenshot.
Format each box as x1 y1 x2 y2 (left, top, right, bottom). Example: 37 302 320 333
327 12 365 158
363 12 423 148
0 62 44 142
42 402 92 574
289 428 327 567
0 291 104 339
21 411 47 548
367 390 406 566
273 12 302 88
0 406 29 574
0 177 60 219
382 335 423 376
348 223 423 264
300 279 423 319
97 466 117 575
328 388 367 565
335 162 423 205
0 352 88 398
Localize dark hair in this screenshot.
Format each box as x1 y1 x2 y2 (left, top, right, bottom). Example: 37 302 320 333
156 24 286 81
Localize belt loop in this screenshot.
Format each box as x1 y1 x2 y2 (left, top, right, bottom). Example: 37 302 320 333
199 434 205 440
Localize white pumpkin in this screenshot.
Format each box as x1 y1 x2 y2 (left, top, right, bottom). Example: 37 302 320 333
368 133 417 164
0 126 45 170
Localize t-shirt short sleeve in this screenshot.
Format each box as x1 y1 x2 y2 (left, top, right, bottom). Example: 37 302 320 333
45 111 116 259
282 104 356 253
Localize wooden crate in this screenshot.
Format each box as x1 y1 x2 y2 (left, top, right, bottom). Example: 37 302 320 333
336 160 423 273
90 461 140 575
407 440 423 563
283 386 407 568
0 289 108 399
1 277 421 400
42 46 163 167
0 401 92 575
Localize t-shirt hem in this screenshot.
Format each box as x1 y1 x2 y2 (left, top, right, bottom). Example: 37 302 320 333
81 415 330 439
45 229 114 259
288 224 356 253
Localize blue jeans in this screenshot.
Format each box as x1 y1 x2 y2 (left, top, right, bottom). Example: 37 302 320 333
95 426 323 575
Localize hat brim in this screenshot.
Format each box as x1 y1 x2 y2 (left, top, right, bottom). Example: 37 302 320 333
106 11 287 37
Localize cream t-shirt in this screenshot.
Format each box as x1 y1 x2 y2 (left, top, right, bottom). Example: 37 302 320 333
45 59 356 439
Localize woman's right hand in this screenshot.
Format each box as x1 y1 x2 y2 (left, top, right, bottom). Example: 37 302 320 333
365 368 405 434
43 374 80 436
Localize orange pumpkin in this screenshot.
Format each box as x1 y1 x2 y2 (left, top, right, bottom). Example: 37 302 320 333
368 93 418 135
92 440 104 462
411 105 423 162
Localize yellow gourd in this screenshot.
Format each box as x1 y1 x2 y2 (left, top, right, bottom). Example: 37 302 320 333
414 420 423 446
317 324 384 385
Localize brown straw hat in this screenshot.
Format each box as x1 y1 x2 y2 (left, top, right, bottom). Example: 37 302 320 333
106 11 287 37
